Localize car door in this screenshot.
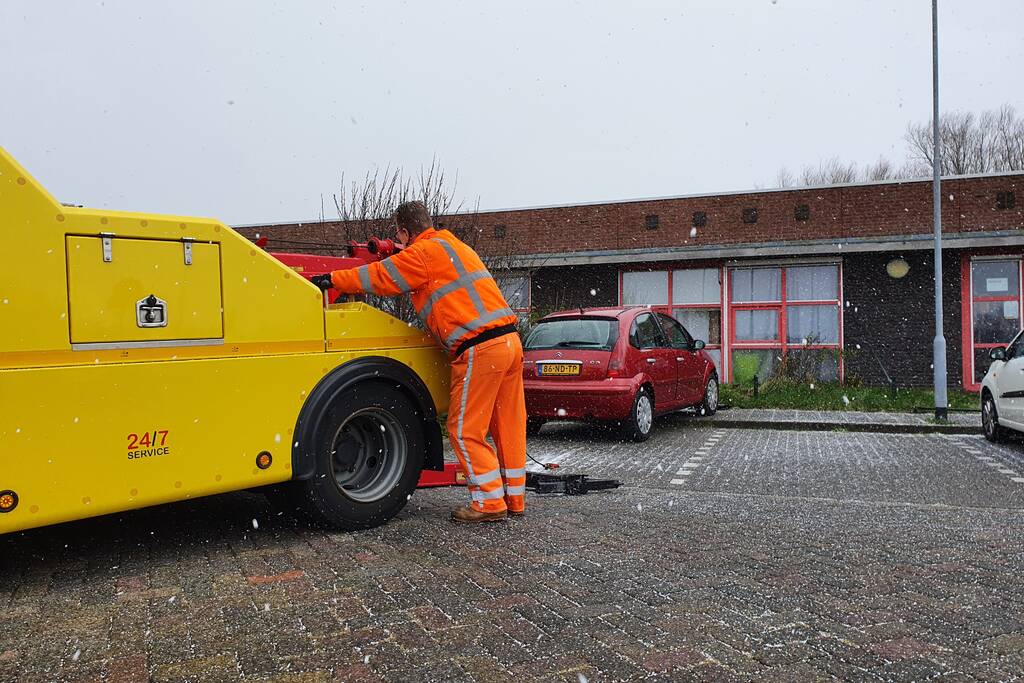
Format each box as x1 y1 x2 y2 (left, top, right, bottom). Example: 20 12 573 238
657 313 703 405
630 312 676 406
995 334 1024 426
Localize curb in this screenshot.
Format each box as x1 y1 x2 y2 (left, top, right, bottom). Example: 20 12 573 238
706 419 981 435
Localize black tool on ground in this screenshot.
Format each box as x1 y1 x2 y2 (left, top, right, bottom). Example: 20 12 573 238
526 471 622 495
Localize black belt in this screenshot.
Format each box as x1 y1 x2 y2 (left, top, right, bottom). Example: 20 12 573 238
454 323 518 358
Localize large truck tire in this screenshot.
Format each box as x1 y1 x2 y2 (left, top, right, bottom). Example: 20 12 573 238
295 381 424 530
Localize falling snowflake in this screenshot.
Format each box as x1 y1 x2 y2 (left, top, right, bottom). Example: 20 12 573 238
72 649 81 662
689 227 697 238
252 519 259 530
556 408 567 417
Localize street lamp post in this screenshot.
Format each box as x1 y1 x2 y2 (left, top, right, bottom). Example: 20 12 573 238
932 0 948 421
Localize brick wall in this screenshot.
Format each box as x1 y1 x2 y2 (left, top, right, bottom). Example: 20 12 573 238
235 175 1024 257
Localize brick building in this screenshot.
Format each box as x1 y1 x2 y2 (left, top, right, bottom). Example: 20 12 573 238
237 173 1024 391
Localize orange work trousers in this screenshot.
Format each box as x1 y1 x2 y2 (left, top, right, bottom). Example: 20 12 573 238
447 333 527 513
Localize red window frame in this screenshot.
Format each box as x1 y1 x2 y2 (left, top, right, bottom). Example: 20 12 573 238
960 255 1023 391
619 266 725 375
727 264 844 384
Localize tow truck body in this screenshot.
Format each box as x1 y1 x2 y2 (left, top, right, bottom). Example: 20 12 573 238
0 148 451 535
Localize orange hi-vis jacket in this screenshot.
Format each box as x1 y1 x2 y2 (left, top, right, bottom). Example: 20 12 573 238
330 228 518 355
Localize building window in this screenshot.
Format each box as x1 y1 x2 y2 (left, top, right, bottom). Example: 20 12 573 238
729 264 842 384
493 224 507 239
497 271 531 321
645 214 660 230
795 204 810 221
620 267 724 375
622 271 669 306
693 211 707 228
996 191 1016 210
966 258 1022 385
742 208 758 224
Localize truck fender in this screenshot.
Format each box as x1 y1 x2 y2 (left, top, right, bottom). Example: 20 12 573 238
291 357 444 481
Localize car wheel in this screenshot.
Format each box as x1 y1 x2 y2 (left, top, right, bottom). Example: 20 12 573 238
526 417 546 436
982 392 1008 443
295 382 424 530
622 387 654 442
698 374 719 416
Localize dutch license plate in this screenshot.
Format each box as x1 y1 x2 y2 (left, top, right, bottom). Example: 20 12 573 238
539 363 581 376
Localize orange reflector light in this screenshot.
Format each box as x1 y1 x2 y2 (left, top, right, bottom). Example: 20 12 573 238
0 490 18 513
256 452 273 470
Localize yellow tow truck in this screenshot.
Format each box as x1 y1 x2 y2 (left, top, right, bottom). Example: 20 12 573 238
0 148 450 535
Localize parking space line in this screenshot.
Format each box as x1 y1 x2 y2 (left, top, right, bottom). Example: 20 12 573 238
949 436 1024 487
670 428 726 486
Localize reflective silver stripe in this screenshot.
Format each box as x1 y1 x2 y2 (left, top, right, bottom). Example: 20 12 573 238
505 485 526 496
436 239 486 316
468 467 502 486
436 236 470 275
456 347 476 494
357 265 375 294
501 467 526 478
479 487 507 500
419 270 491 321
445 307 517 348
381 258 411 293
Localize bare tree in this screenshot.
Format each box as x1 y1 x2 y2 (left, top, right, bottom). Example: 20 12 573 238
799 157 860 186
771 103 1024 188
863 156 898 181
774 167 795 188
293 159 531 326
905 105 1024 176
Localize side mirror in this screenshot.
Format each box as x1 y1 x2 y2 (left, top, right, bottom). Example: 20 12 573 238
990 347 1007 361
692 340 706 351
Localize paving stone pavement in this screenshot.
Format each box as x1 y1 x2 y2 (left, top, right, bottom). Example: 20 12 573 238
2 418 1024 682
700 408 981 431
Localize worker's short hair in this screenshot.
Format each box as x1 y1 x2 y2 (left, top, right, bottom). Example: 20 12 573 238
393 201 432 235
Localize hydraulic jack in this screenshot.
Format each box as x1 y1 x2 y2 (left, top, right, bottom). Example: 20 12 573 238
526 471 622 495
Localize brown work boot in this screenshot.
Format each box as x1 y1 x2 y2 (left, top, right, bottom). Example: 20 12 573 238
450 505 507 523
508 509 525 518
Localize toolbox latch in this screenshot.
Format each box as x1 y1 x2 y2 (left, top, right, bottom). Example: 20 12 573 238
183 238 194 266
136 294 168 328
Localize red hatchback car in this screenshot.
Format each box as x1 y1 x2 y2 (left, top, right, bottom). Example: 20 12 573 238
523 307 719 441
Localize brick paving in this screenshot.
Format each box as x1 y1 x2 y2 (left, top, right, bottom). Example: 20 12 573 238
702 407 981 431
2 419 1024 682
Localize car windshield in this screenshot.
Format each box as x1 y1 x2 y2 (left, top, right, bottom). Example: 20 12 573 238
525 318 618 351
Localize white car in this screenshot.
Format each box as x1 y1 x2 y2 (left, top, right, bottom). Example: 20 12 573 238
981 331 1024 442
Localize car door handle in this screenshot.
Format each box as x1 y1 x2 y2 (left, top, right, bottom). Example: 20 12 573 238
646 358 657 364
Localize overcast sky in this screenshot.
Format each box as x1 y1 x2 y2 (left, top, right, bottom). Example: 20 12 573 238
2 1 1021 225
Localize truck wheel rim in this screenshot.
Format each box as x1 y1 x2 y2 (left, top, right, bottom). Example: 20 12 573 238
330 407 408 503
637 394 653 434
706 379 718 412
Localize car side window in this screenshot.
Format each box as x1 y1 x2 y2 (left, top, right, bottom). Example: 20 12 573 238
1010 332 1024 360
630 313 664 349
656 314 693 349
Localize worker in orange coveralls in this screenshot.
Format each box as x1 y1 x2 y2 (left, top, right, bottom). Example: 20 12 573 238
312 201 527 523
